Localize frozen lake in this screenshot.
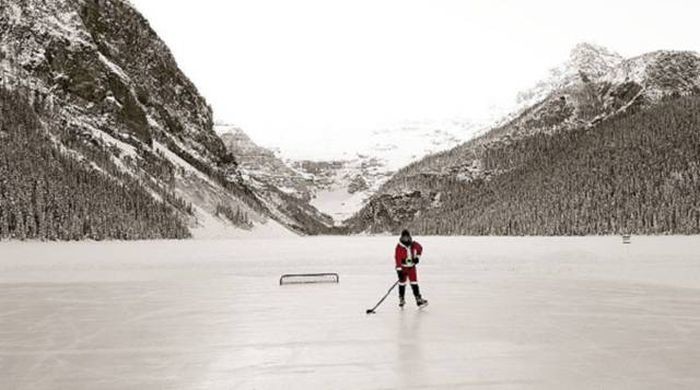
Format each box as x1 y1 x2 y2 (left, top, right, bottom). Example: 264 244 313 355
1 236 699 389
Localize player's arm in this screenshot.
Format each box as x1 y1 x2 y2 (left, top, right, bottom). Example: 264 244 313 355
395 246 403 270
414 241 423 264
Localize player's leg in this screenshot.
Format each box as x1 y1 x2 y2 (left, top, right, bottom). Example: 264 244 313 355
407 267 420 299
408 268 427 307
397 269 407 307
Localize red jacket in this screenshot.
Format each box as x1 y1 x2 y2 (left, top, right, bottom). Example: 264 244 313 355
395 241 423 269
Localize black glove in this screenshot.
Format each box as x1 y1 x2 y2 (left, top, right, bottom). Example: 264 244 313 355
396 269 404 280
414 256 420 265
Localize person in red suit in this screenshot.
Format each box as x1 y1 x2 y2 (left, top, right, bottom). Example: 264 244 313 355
395 229 428 308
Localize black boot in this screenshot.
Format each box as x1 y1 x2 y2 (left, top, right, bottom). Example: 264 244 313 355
398 284 406 307
411 284 428 307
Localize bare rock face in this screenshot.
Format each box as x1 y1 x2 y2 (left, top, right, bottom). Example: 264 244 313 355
1 0 226 163
347 175 369 194
217 124 314 201
216 124 336 233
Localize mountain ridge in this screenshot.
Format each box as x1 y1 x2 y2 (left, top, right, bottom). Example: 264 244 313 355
347 43 700 234
0 0 328 239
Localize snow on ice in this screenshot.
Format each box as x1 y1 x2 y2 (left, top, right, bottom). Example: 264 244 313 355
1 236 699 389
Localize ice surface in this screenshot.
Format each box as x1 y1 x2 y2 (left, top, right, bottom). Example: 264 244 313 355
1 236 699 389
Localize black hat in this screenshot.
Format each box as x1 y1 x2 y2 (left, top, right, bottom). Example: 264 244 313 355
399 229 412 245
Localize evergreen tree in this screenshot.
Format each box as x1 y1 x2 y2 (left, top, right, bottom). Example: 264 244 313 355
0 88 192 240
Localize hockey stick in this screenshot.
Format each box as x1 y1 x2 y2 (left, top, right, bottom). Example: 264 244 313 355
366 280 400 314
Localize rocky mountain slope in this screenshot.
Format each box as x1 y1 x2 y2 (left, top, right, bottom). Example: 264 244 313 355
217 124 314 201
348 44 700 234
0 0 326 239
216 124 334 232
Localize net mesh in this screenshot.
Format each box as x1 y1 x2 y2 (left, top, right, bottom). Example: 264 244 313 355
279 273 340 285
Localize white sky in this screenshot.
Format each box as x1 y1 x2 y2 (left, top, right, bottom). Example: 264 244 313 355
131 0 699 158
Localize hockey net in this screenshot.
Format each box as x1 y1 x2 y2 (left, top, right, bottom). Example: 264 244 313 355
279 273 340 285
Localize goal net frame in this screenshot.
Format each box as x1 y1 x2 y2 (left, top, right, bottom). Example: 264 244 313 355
279 273 340 285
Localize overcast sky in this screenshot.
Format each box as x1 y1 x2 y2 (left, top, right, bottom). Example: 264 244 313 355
132 0 699 158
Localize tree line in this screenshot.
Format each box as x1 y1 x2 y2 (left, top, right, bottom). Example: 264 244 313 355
0 87 191 240
355 95 700 235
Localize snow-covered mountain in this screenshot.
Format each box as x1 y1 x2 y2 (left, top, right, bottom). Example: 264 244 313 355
483 43 700 143
287 119 490 222
215 117 493 224
215 124 335 232
516 42 624 108
347 43 700 234
271 44 630 222
216 124 314 201
0 0 330 239
215 118 493 224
